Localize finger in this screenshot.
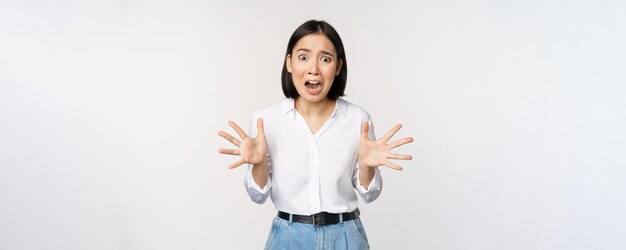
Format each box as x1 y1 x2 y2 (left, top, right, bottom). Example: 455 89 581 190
383 160 404 171
256 118 265 137
218 130 241 147
228 121 248 139
228 159 246 169
388 153 413 160
361 122 369 140
382 124 402 142
388 137 413 149
218 148 240 155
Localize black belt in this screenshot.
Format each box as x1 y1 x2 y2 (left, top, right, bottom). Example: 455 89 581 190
277 208 360 226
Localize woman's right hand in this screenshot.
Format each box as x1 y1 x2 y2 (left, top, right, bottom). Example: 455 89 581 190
218 118 268 169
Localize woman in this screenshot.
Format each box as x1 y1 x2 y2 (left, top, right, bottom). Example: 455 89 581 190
218 20 413 249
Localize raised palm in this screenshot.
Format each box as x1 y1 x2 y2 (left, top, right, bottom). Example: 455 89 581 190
358 122 413 170
218 118 267 169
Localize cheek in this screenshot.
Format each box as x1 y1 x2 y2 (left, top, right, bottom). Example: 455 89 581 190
290 62 307 73
291 74 300 86
323 66 338 80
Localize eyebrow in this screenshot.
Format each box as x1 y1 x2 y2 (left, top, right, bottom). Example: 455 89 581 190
295 48 336 57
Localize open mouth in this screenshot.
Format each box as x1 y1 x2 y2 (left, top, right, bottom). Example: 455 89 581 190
305 81 321 90
304 80 322 95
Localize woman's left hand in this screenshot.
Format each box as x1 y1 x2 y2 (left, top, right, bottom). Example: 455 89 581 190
358 122 413 170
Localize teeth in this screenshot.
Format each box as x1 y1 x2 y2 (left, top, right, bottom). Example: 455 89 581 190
307 81 320 84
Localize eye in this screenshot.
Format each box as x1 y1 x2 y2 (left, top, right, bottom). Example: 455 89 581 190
321 56 332 63
298 54 308 61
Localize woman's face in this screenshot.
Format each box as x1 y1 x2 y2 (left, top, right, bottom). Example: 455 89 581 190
286 33 343 104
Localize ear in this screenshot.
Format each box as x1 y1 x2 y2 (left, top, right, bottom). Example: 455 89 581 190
286 54 292 73
335 58 343 76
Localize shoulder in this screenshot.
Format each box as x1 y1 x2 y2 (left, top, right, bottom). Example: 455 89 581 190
338 98 371 121
252 98 293 118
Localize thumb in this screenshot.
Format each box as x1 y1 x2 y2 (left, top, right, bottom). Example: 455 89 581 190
256 118 265 137
361 121 369 140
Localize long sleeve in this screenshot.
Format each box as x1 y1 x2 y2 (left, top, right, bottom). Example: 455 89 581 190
352 163 383 203
244 157 272 204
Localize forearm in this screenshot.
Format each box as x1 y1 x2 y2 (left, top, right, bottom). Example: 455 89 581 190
251 161 269 189
358 165 376 190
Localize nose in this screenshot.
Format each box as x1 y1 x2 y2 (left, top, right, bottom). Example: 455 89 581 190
307 59 320 75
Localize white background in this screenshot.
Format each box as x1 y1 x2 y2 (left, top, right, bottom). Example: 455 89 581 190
1 0 625 249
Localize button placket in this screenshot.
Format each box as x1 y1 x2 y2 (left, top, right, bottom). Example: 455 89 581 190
309 135 321 212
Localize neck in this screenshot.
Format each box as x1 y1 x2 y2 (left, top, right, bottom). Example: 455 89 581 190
295 97 336 117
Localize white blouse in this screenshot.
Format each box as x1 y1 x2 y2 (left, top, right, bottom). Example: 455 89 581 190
244 98 382 215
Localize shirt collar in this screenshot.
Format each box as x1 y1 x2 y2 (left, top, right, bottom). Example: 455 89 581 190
280 98 295 115
335 98 347 116
281 98 347 116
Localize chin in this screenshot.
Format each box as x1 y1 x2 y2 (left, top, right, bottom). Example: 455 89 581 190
298 94 327 103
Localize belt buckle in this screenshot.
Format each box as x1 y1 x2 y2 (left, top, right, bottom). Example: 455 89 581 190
312 213 323 226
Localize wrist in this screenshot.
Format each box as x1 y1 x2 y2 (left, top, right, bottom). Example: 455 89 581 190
253 160 267 169
359 163 376 172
